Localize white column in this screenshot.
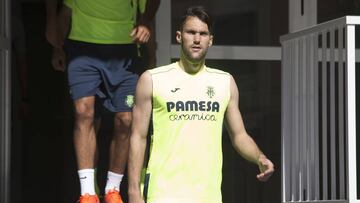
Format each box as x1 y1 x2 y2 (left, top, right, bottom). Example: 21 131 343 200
289 0 317 33
155 0 172 66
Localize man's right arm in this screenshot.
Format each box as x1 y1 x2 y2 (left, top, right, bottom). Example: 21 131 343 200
45 0 59 47
128 71 153 203
51 4 71 71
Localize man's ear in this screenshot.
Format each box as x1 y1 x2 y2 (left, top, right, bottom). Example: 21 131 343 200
209 35 213 47
176 31 182 43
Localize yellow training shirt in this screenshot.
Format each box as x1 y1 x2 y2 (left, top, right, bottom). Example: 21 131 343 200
63 0 137 44
145 62 231 203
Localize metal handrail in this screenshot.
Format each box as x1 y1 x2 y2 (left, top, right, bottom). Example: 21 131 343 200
280 16 360 42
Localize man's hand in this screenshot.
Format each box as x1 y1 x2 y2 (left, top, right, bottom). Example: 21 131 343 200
256 154 274 182
51 47 66 72
130 25 151 44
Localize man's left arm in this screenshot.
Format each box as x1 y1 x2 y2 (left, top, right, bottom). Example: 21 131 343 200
225 75 274 182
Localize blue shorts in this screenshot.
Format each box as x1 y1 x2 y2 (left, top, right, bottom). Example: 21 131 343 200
66 40 139 112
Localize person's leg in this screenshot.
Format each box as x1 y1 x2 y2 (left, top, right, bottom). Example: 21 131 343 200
73 96 98 196
105 111 132 193
99 44 138 202
66 40 104 202
103 112 131 203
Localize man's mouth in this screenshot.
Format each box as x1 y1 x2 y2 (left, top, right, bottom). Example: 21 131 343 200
191 46 201 51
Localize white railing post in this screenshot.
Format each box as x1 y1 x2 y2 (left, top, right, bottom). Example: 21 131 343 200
346 24 357 203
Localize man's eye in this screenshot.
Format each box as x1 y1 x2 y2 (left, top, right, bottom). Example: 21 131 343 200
185 30 209 36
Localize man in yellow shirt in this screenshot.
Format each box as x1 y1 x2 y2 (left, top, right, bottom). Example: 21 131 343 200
128 6 274 203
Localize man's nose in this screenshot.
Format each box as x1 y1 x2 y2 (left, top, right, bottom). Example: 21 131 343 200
194 33 200 43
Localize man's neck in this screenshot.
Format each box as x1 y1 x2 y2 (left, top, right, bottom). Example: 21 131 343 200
179 54 205 74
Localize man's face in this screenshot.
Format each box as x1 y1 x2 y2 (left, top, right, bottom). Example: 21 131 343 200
176 16 213 63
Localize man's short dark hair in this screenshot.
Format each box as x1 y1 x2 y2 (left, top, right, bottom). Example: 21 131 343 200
180 6 213 33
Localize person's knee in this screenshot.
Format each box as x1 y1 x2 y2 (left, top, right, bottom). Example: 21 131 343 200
114 112 132 129
74 101 95 124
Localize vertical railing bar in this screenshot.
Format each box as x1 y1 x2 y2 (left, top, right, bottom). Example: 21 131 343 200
290 40 295 202
281 40 286 202
292 38 300 201
329 27 337 200
289 39 293 202
282 40 292 202
288 41 294 202
337 25 346 200
290 40 297 201
299 36 306 201
298 37 306 201
288 40 295 202
321 29 329 200
314 31 320 201
306 33 313 201
345 25 357 203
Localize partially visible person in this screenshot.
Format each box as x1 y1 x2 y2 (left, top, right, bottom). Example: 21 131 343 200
46 0 160 202
45 0 158 72
46 1 101 198
45 0 71 71
138 0 157 70
45 0 60 48
128 6 274 203
45 0 161 203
